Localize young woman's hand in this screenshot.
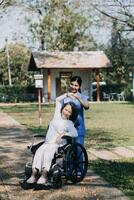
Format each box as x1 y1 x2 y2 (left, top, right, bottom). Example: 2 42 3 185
67 92 89 109
67 92 77 99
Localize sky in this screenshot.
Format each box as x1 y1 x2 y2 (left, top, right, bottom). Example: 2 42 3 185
0 6 34 49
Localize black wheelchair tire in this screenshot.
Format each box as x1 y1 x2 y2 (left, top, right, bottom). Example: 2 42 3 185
64 143 88 183
25 161 32 178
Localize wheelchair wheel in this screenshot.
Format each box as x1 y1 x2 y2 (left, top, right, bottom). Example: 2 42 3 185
64 143 88 183
25 161 32 178
49 164 62 188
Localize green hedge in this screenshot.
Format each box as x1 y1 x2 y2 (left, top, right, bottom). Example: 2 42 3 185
0 85 38 103
101 83 126 93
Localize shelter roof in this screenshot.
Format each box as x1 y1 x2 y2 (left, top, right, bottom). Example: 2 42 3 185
28 51 112 71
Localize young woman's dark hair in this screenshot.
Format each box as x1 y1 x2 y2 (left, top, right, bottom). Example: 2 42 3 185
60 102 78 123
70 76 82 87
70 76 82 93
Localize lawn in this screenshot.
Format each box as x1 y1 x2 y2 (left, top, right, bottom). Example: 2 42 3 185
0 102 134 199
85 102 134 149
0 102 133 149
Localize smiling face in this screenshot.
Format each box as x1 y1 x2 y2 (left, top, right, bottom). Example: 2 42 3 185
69 81 80 93
61 104 72 119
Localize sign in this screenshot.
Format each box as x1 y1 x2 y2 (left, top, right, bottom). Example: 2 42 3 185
34 74 43 80
34 74 43 88
35 79 43 88
92 81 106 86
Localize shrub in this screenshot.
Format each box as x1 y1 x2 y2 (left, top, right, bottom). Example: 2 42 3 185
0 85 38 102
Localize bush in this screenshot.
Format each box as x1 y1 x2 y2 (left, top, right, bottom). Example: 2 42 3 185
101 83 126 94
124 87 133 101
0 85 38 103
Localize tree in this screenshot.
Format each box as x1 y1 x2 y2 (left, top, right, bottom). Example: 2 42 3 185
94 0 134 31
105 19 133 84
28 0 97 51
0 0 15 7
0 0 5 6
0 48 8 85
0 43 34 86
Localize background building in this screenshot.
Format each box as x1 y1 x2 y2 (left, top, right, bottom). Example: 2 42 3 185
28 51 112 101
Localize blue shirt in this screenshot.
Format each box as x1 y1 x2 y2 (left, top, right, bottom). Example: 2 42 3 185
62 92 88 137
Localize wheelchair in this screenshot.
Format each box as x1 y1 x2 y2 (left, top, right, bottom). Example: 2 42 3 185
25 135 88 188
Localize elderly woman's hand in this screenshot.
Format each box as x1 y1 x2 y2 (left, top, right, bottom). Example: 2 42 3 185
67 92 77 99
56 132 64 144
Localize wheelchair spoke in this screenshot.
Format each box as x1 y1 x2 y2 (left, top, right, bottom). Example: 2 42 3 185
77 150 83 160
77 166 83 174
63 143 88 183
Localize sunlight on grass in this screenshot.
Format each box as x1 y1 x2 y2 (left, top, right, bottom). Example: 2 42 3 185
85 102 134 149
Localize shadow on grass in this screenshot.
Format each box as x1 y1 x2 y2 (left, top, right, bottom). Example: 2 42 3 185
85 128 130 150
0 104 55 113
28 127 48 136
89 158 134 199
122 101 134 106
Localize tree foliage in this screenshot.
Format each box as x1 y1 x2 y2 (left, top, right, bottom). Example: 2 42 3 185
28 0 97 51
0 49 7 85
0 43 34 86
0 0 16 7
105 19 133 84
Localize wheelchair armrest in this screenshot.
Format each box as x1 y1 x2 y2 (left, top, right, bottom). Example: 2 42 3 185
61 135 72 139
33 134 45 138
27 135 45 152
61 135 74 144
29 141 45 154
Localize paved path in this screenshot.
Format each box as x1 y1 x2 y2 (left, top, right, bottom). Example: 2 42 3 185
0 112 130 200
87 146 134 161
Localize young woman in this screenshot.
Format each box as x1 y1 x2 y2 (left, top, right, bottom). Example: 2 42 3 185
56 76 89 145
26 101 77 185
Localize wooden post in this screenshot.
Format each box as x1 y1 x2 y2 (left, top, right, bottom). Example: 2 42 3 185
47 69 51 101
34 74 43 126
132 71 134 101
96 70 100 101
6 38 12 86
38 88 42 126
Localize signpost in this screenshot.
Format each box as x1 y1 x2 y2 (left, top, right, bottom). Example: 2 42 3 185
132 71 134 100
34 74 43 126
129 71 134 101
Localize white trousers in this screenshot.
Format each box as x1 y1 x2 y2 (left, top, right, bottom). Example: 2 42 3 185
32 143 58 172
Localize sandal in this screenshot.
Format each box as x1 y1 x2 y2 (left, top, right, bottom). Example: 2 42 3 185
26 176 36 184
37 176 47 185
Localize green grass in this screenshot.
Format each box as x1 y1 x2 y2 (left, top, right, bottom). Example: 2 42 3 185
90 158 134 200
0 103 54 135
85 102 134 149
0 102 134 148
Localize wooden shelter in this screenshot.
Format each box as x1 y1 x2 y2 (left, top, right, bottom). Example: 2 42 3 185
28 51 112 101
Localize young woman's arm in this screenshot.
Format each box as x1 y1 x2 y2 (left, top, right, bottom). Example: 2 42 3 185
67 93 89 110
